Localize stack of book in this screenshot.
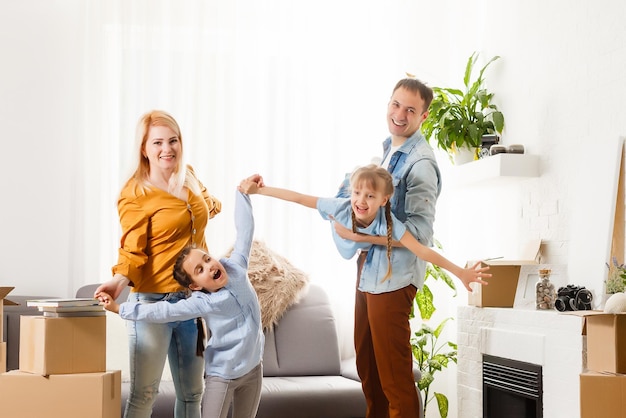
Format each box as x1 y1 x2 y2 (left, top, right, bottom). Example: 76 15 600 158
26 298 105 317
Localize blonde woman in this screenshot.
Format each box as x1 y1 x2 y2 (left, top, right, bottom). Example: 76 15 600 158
95 110 221 418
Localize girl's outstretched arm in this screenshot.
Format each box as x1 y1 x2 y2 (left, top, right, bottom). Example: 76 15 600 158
399 231 491 292
239 175 318 209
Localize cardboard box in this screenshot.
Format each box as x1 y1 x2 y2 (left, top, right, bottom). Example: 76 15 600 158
467 240 541 307
0 370 121 418
19 316 106 375
580 371 626 418
0 342 5 372
0 286 17 340
578 312 626 373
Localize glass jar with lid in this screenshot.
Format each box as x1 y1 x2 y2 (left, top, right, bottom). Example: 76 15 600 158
536 269 556 310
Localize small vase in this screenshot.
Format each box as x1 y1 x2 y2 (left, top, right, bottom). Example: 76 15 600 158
536 269 556 310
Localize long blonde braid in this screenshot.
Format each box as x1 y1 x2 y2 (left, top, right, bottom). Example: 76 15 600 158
381 202 393 282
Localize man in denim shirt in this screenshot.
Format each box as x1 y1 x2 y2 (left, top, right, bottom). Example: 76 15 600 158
336 78 440 418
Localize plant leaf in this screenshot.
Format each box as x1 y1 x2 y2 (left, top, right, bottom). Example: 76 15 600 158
418 371 435 391
416 284 435 320
491 111 504 132
463 52 478 89
426 263 456 294
435 392 450 418
432 319 449 339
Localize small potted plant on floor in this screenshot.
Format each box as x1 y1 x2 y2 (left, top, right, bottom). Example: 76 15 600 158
421 52 505 165
411 240 458 418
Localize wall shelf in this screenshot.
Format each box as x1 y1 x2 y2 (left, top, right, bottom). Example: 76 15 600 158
447 153 540 188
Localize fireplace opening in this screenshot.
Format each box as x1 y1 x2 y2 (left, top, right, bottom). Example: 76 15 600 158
482 354 543 418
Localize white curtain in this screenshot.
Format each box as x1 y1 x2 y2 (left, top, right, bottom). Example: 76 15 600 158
79 0 436 357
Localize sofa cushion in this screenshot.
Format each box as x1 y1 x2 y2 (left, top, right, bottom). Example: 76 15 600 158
257 375 365 418
225 239 310 330
262 284 341 377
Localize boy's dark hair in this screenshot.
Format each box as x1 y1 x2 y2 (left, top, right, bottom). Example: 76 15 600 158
172 245 205 357
173 246 194 288
393 78 434 112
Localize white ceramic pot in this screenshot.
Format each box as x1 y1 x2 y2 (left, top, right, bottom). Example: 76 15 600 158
452 146 477 165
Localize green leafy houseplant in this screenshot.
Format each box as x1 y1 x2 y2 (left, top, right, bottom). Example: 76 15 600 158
606 256 626 294
420 52 505 161
410 241 458 418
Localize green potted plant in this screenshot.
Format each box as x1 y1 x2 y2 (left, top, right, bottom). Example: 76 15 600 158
411 241 458 418
421 52 505 164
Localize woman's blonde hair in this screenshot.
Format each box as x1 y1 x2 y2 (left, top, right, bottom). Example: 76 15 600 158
132 110 200 196
349 164 395 282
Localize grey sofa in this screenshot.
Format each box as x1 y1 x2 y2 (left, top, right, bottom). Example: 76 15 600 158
6 283 424 418
255 283 366 418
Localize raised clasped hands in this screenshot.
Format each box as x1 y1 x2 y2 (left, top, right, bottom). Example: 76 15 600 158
95 291 120 313
238 173 264 194
461 261 492 292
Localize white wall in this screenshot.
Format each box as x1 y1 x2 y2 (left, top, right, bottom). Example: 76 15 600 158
0 0 86 298
414 2 626 416
3 1 626 417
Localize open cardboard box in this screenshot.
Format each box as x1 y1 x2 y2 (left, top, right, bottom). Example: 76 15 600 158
467 240 541 308
567 310 626 374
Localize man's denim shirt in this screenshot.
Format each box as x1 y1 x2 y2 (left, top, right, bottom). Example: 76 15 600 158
337 131 442 294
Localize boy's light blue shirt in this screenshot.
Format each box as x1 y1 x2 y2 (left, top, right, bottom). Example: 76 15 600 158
119 191 264 380
335 131 441 294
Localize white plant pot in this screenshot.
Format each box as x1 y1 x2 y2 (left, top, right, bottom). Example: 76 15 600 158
452 146 477 165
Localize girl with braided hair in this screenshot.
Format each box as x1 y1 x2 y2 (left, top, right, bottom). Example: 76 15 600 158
238 164 490 289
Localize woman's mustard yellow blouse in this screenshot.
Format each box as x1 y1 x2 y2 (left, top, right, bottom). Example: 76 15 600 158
112 170 221 293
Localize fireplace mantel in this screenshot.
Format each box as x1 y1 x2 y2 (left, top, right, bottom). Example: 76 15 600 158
457 305 585 418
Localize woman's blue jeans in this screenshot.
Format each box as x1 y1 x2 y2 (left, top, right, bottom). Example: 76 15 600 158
124 291 204 418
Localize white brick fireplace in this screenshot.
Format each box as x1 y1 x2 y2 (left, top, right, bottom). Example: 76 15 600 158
457 305 585 418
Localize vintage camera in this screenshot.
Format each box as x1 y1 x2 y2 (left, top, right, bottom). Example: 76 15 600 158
554 284 593 312
479 134 500 159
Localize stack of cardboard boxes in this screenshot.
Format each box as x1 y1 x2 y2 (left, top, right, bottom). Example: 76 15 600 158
579 312 626 417
0 290 121 418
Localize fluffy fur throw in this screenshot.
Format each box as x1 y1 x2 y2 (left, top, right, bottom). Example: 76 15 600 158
225 240 310 330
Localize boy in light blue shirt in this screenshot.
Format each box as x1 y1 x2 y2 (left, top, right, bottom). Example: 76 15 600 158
98 188 263 418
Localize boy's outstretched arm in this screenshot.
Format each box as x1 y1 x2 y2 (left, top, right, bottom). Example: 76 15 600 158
398 231 491 292
239 175 318 209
